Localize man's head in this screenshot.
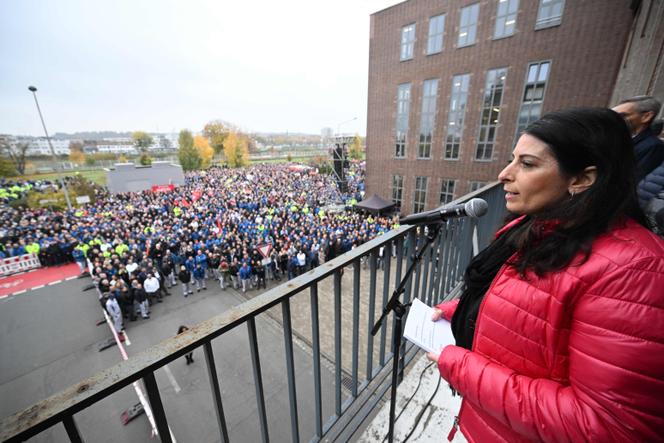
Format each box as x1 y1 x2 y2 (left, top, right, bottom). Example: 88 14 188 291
612 95 661 136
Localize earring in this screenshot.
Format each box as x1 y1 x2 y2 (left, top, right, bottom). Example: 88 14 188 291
569 190 576 200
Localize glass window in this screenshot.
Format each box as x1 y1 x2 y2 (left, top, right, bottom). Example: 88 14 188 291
400 24 416 60
445 74 470 160
515 61 550 139
469 181 487 192
427 14 445 54
440 179 456 205
458 3 480 47
392 175 404 208
413 176 429 213
494 0 519 39
476 68 508 161
536 0 565 29
395 83 411 158
418 79 439 159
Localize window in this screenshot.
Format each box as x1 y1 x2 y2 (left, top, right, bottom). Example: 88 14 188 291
458 3 480 47
413 176 429 213
427 14 445 54
418 79 439 159
392 175 404 207
440 179 456 205
469 181 487 192
494 0 519 39
445 74 470 160
395 83 411 158
515 61 550 138
400 24 416 60
476 68 507 161
536 0 565 29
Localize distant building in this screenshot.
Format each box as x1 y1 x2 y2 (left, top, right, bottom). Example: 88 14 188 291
27 138 80 156
106 161 185 194
366 0 651 214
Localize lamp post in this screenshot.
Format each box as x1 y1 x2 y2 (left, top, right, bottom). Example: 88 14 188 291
28 85 73 211
336 116 358 136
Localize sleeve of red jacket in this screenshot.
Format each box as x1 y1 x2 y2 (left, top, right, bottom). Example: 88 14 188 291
438 259 664 442
434 299 459 321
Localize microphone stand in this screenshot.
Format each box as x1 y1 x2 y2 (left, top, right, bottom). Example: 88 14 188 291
371 223 443 443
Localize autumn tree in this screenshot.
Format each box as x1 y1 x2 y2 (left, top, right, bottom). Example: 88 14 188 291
203 120 230 155
223 131 249 168
178 129 201 171
193 135 214 168
349 134 363 160
69 141 85 164
132 131 153 153
0 140 29 175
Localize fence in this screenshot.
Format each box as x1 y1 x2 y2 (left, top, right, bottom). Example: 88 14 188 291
0 254 41 277
0 183 506 442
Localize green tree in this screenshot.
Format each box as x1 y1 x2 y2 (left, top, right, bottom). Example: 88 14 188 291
139 153 153 166
203 121 230 155
0 157 18 177
0 140 29 175
178 129 202 171
349 134 363 160
132 131 154 153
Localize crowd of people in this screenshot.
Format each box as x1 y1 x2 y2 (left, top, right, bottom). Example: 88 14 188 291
1 161 397 333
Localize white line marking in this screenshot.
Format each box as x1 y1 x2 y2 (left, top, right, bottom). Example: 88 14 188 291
163 365 182 393
48 280 62 286
65 276 77 281
13 290 26 295
33 285 45 290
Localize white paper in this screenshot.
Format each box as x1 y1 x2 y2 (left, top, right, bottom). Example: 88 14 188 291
403 298 456 353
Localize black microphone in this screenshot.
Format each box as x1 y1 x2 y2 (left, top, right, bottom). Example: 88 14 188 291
399 198 488 225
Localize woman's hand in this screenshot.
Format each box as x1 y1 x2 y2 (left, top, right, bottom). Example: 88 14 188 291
431 307 443 322
426 351 440 363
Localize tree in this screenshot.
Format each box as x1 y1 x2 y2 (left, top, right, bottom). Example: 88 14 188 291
193 136 214 168
178 129 201 171
203 121 230 155
349 134 363 160
0 140 29 175
139 153 152 166
69 141 85 165
223 131 250 168
0 158 18 177
132 131 153 153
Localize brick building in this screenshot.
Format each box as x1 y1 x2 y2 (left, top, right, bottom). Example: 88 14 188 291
365 0 636 214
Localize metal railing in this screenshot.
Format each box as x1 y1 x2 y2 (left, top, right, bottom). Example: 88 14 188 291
0 183 506 443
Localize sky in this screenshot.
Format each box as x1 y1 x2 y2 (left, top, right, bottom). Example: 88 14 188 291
0 0 402 137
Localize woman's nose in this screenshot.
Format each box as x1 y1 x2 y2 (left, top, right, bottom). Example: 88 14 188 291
498 162 512 182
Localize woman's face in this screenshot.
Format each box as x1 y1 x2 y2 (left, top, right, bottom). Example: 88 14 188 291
498 134 573 216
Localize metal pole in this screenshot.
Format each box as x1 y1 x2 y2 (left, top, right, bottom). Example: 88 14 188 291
28 86 73 211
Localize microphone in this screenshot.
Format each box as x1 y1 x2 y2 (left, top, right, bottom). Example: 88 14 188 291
399 198 488 225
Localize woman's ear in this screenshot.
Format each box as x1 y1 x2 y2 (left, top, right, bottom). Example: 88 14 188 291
568 166 597 195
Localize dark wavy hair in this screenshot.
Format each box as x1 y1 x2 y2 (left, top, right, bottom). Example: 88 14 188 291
506 107 647 275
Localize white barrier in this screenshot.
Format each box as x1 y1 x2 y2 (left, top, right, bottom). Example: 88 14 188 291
0 254 42 277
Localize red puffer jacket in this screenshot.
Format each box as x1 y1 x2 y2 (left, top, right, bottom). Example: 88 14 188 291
436 218 664 442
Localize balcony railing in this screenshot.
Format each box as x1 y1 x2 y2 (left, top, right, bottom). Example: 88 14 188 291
0 183 506 443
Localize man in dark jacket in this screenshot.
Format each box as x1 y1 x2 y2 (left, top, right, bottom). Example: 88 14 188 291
178 265 193 297
613 95 664 182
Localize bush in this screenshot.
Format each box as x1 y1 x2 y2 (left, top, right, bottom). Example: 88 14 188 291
139 154 152 166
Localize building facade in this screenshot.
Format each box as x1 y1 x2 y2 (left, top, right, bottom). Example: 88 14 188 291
366 0 634 214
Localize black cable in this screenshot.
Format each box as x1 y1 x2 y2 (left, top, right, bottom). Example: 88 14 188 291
381 361 436 442
402 370 442 442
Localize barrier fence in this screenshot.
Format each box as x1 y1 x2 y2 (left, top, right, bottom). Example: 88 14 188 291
0 183 506 443
0 253 41 277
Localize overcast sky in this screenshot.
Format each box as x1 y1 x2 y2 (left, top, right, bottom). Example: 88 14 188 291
0 0 402 137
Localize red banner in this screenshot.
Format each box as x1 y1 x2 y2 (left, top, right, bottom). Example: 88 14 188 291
151 184 175 193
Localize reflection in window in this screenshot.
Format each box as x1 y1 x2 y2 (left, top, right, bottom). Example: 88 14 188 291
476 68 508 161
494 0 519 39
418 79 439 159
401 24 416 60
515 61 550 139
427 14 445 54
469 181 487 193
413 176 429 213
440 179 456 204
445 74 470 160
395 83 411 158
458 3 480 47
536 0 565 29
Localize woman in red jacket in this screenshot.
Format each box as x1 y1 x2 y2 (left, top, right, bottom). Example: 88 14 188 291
428 108 664 442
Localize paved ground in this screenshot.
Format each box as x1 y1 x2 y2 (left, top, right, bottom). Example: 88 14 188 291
0 263 80 298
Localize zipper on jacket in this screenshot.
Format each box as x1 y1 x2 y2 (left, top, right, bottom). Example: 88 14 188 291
447 416 459 441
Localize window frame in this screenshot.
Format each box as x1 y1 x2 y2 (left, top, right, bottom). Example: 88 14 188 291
400 23 417 61
493 0 519 39
413 176 429 213
475 67 508 162
426 14 446 55
444 73 471 161
395 83 411 158
514 60 551 142
535 0 565 30
418 79 439 159
439 179 457 205
391 174 404 208
457 3 480 48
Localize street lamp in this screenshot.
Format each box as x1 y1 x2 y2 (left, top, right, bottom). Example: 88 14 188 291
336 117 358 136
28 85 73 211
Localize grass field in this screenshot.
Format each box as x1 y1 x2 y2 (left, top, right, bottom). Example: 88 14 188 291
22 170 107 185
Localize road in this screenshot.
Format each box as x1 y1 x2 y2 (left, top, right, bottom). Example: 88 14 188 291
0 276 339 442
